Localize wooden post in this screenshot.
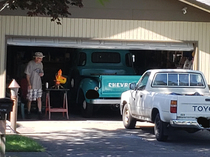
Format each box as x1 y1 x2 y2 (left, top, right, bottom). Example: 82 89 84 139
0 114 6 157
0 135 5 157
10 97 18 132
8 79 20 133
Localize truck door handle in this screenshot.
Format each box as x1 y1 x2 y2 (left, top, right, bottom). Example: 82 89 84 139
140 95 143 98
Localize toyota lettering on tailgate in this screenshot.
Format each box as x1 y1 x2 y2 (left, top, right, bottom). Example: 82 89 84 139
108 83 129 88
192 106 210 112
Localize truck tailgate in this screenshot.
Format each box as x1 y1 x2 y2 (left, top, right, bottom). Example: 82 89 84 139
177 96 210 118
100 75 140 97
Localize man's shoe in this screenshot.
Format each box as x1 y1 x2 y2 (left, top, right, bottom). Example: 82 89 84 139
38 112 43 120
26 112 31 119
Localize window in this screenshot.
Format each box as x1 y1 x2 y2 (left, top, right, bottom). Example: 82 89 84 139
78 52 86 66
190 74 204 86
136 72 150 90
91 52 120 63
179 74 189 86
153 74 167 86
125 53 132 67
152 72 205 87
168 74 178 86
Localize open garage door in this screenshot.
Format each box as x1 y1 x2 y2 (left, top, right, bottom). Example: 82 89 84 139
7 37 194 51
6 36 195 85
6 37 195 116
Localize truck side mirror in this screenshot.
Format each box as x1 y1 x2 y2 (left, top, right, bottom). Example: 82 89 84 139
129 83 136 90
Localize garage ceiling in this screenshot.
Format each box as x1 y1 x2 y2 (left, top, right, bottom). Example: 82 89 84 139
7 37 194 51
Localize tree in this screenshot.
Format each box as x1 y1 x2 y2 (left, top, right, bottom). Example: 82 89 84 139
0 0 83 24
0 0 109 24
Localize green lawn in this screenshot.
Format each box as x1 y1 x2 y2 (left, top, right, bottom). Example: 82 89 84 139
6 134 45 152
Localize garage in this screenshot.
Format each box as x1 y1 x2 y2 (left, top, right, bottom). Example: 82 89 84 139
6 36 195 83
5 36 195 114
1 0 210 103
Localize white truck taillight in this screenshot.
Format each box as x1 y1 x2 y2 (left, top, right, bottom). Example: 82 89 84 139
170 100 177 113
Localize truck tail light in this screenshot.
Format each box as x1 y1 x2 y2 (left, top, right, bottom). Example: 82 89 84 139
170 100 177 113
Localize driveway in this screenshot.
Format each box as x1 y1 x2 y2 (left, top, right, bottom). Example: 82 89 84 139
6 113 210 157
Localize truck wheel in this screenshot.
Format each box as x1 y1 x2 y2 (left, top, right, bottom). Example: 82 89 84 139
82 99 93 118
69 69 81 100
154 113 168 141
122 104 136 129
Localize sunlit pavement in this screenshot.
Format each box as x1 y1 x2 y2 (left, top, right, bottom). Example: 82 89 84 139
15 120 154 133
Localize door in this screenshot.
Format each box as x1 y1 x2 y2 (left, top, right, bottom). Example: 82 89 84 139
134 72 150 117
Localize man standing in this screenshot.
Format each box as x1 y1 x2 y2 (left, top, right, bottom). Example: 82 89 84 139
25 52 44 119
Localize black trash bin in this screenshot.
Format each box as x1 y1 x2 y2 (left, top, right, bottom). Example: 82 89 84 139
0 97 13 156
0 97 13 120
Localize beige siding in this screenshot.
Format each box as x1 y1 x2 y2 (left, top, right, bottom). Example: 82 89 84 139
0 16 6 97
0 15 210 97
1 0 210 22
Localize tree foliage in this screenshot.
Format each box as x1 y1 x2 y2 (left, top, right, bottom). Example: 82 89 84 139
0 0 109 24
97 0 109 6
0 0 83 24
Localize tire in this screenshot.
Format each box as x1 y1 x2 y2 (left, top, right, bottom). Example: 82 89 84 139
81 97 93 118
69 69 81 101
122 104 136 129
154 113 168 141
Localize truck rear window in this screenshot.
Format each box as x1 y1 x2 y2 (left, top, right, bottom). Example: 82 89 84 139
152 73 205 87
91 52 120 63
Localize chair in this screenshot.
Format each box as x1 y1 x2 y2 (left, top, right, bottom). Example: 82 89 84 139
19 77 28 119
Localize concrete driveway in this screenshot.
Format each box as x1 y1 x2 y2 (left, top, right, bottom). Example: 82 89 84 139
6 114 210 157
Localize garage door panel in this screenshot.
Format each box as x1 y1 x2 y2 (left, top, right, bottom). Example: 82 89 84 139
7 37 194 51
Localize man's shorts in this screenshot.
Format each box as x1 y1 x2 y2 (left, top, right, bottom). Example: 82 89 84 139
27 89 42 101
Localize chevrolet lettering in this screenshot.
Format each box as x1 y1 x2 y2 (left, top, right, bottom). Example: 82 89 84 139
108 83 129 88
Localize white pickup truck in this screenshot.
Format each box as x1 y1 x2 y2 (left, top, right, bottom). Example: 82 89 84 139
120 69 210 141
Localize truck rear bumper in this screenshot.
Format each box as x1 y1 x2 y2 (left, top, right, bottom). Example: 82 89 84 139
90 99 121 104
170 120 210 130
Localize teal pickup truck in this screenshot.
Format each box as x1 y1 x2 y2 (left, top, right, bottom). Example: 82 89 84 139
69 49 140 117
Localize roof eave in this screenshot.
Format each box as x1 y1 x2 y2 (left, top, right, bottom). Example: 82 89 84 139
179 0 210 14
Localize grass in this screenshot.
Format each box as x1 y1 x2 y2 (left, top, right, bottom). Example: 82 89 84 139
5 134 45 152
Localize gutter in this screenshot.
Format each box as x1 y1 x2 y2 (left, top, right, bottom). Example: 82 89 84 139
179 0 210 14
0 1 8 12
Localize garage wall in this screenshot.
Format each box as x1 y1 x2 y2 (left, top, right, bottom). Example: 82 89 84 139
1 0 210 22
0 15 210 97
